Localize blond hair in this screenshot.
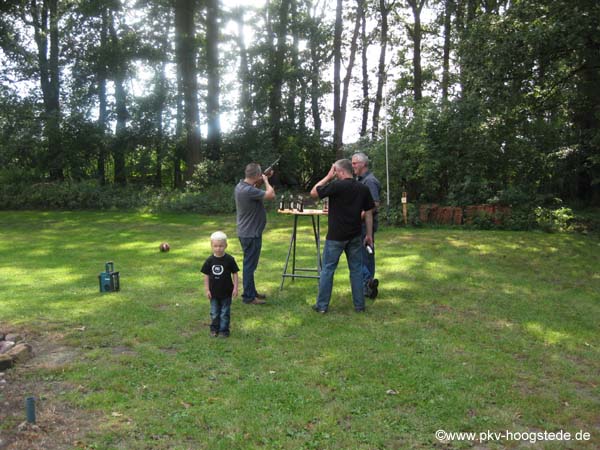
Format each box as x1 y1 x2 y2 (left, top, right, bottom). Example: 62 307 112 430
210 231 228 242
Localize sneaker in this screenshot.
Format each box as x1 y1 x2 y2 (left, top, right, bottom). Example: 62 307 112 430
312 305 327 314
210 330 218 337
218 332 230 338
255 292 267 299
355 307 366 313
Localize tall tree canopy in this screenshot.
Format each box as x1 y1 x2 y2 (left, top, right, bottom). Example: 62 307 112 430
0 0 597 206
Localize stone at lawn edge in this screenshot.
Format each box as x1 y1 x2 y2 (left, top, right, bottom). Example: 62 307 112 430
0 354 14 371
0 341 15 354
6 343 33 363
5 334 23 343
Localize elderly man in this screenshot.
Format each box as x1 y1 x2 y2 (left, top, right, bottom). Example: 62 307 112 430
310 159 375 313
234 163 275 305
352 152 381 299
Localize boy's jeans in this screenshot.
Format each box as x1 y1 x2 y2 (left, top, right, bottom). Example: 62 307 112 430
210 297 232 333
316 236 365 311
239 236 262 303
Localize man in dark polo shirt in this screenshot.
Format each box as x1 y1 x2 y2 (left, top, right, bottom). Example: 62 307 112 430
310 159 375 313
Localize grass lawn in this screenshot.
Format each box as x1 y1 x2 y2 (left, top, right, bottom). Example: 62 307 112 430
0 210 599 449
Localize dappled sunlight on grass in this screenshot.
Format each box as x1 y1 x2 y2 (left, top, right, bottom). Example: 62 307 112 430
2 211 600 449
525 322 571 345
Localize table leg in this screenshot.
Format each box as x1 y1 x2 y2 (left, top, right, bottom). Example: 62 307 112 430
312 215 322 275
280 214 298 290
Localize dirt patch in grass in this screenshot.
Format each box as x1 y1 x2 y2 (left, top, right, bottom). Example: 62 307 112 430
0 327 103 449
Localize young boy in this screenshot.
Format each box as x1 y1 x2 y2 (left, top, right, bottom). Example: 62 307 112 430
201 231 239 338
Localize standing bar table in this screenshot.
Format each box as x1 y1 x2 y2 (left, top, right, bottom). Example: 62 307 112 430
278 209 327 290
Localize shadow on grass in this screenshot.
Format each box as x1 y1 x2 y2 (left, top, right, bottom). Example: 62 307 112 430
1 211 599 448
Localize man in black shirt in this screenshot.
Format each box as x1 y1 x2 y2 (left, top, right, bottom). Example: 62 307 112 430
310 159 375 313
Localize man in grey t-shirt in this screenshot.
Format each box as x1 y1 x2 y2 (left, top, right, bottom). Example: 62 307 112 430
234 163 275 304
352 152 381 299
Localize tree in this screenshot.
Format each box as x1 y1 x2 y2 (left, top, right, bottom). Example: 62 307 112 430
107 7 129 185
28 0 64 180
332 0 343 156
440 0 453 103
206 0 221 160
338 0 364 151
406 0 426 101
371 0 393 140
306 0 331 139
268 0 291 155
175 0 202 183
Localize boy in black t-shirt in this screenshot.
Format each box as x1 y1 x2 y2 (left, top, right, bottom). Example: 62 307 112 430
201 231 239 337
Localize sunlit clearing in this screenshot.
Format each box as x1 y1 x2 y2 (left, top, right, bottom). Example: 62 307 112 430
525 322 570 345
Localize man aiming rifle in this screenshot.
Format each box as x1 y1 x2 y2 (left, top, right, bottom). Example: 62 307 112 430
234 161 277 304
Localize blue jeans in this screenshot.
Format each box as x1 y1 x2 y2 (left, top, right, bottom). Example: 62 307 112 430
239 236 262 303
316 236 365 311
210 297 232 333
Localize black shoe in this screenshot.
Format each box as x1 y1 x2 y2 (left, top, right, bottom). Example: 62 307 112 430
355 307 366 313
210 330 218 337
256 292 267 299
312 305 327 314
218 332 230 338
368 278 379 299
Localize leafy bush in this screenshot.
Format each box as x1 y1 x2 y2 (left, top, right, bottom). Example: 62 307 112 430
534 206 574 233
147 184 235 214
0 181 236 214
380 203 421 227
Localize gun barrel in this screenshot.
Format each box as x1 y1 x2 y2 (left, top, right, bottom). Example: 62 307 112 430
263 156 281 174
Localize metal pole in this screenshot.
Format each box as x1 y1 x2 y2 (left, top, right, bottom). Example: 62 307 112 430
384 94 391 213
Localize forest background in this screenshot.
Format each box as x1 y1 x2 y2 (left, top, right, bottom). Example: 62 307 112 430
0 0 598 227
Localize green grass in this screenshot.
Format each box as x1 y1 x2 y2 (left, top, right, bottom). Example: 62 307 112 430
1 211 599 449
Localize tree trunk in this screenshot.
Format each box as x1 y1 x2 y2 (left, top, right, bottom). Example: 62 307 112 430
174 70 184 189
206 0 221 161
371 0 389 140
97 6 108 185
287 0 299 127
441 0 453 103
573 27 600 204
408 0 425 102
360 1 369 138
333 0 343 157
269 0 290 154
31 0 63 180
234 9 252 130
109 10 128 186
340 0 364 145
175 0 201 182
308 4 323 138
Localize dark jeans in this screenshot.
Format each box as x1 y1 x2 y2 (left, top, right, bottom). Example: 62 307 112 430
361 223 376 287
239 236 262 303
316 236 364 311
210 297 232 333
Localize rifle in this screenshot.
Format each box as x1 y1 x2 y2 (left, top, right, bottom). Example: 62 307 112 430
263 156 281 177
254 156 281 187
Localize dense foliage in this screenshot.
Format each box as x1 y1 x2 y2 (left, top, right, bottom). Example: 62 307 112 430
0 0 598 214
